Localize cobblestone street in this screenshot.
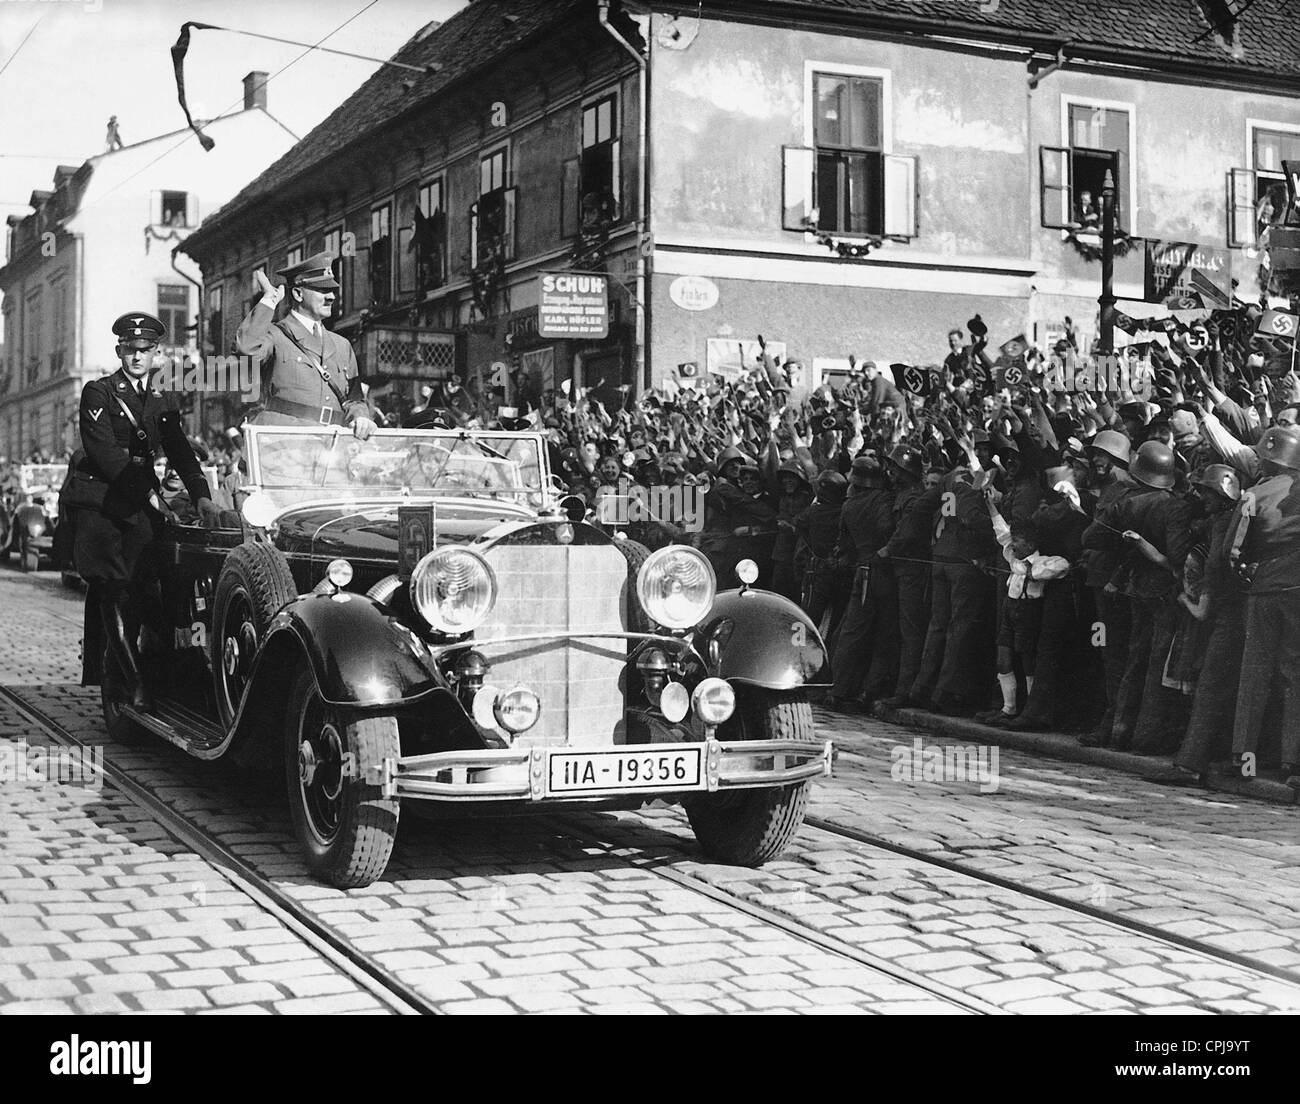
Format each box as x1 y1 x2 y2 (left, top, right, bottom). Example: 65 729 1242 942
2 568 1297 1015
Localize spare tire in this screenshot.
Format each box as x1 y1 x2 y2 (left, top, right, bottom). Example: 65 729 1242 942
212 541 297 728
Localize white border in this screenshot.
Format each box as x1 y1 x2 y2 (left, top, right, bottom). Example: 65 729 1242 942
1245 117 1300 178
802 61 893 243
1060 94 1138 234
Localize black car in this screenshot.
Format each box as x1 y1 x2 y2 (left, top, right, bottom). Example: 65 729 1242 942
103 426 832 887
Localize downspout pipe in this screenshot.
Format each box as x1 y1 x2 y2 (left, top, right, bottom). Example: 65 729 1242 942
597 0 650 394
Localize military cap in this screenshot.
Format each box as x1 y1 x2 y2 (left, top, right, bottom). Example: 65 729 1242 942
112 311 166 349
776 460 811 488
1119 400 1151 424
278 251 340 291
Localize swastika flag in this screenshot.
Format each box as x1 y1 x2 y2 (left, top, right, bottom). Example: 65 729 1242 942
1258 309 1298 339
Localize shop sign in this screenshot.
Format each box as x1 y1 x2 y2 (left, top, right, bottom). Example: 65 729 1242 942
1143 240 1232 309
539 272 609 339
669 275 719 312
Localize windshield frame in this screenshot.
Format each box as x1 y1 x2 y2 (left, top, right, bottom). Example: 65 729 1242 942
240 424 552 507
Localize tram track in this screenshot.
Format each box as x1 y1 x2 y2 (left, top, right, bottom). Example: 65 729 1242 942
5 668 1297 1013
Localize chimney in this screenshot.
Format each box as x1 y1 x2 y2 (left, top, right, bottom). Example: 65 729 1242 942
243 71 268 111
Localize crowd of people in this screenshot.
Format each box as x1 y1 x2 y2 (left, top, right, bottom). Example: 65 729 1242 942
7 305 1299 788
450 312 1298 788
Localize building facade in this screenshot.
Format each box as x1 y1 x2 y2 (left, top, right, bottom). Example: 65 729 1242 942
178 0 1300 421
181 1 644 426
0 75 297 458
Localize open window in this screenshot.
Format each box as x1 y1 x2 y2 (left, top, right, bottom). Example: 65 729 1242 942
1040 144 1124 232
370 202 392 307
1229 126 1300 248
414 177 447 291
472 148 516 266
151 189 195 228
782 144 917 238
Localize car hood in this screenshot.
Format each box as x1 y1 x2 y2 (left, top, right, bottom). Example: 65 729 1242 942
275 499 537 563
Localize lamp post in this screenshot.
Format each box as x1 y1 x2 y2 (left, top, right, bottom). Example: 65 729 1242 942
1099 168 1116 355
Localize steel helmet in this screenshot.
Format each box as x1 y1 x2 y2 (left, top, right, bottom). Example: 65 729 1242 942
816 469 848 502
1189 464 1241 502
1129 441 1177 490
714 445 752 475
1086 429 1132 468
1255 424 1300 471
887 444 924 480
777 460 811 489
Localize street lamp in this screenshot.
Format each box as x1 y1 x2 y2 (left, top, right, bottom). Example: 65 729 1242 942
1099 168 1116 355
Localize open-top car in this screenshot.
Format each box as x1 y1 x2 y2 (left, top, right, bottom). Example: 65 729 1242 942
104 425 832 887
3 463 67 573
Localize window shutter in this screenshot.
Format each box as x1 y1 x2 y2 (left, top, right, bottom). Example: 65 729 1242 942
1039 145 1074 230
1228 168 1258 248
782 146 816 231
504 186 517 261
186 193 199 228
470 201 480 266
149 190 163 227
883 154 919 239
610 138 622 222
561 158 580 239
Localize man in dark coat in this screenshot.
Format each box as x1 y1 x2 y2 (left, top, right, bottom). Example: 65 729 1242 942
68 312 218 709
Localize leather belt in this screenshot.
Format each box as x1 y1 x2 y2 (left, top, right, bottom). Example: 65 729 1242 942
266 397 343 425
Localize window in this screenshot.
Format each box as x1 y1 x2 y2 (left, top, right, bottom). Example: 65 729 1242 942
782 67 916 240
157 284 190 347
207 284 223 353
1040 100 1133 233
285 244 304 269
1229 124 1300 248
415 178 447 290
563 94 622 239
370 203 392 306
24 289 43 386
323 227 346 314
471 147 516 266
158 190 191 227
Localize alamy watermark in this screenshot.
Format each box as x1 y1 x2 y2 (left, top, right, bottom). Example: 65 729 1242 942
596 484 706 532
891 736 1000 793
0 740 103 790
148 353 261 402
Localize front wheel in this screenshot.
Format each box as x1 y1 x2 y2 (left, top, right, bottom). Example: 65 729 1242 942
284 668 400 888
685 687 813 867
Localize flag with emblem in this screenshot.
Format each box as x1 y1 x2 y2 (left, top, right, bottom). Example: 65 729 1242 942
1257 308 1298 340
892 362 933 397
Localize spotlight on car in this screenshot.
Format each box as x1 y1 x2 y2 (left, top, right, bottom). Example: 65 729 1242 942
240 491 278 529
326 559 353 588
659 682 690 723
691 677 735 725
735 559 759 586
494 686 541 734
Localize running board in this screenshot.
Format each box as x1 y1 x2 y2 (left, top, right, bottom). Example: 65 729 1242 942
122 698 226 755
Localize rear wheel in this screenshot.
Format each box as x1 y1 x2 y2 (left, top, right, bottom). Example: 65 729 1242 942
212 542 296 727
685 687 812 867
285 668 399 888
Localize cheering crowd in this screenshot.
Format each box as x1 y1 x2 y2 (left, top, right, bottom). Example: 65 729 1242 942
442 311 1299 788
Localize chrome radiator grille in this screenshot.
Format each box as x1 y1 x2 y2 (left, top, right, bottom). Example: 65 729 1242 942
476 542 629 747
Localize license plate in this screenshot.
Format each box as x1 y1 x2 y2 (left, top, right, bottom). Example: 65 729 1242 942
547 747 703 796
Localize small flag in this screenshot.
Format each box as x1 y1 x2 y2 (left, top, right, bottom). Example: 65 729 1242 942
999 334 1029 360
1258 309 1298 339
893 363 933 397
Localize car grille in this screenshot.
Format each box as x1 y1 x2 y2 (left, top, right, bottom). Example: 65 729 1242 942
476 541 629 748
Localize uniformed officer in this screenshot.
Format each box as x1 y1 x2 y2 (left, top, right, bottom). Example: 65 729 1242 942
237 253 376 437
825 455 895 712
795 470 848 639
876 444 928 710
68 313 218 709
1228 425 1300 779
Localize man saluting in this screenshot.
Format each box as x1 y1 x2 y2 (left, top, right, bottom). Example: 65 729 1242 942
237 252 376 438
70 312 219 710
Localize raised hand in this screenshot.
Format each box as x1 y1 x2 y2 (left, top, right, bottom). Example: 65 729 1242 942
253 268 284 307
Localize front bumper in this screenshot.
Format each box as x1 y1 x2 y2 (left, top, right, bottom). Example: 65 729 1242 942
369 737 834 802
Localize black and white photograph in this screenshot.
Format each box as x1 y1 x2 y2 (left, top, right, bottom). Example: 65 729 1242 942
0 0 1298 1061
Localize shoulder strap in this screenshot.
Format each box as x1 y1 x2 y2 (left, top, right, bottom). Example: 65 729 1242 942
274 320 350 412
112 394 151 448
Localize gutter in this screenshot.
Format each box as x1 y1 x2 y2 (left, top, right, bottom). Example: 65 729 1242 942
597 0 650 393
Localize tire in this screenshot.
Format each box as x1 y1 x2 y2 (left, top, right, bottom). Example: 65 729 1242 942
612 537 652 633
284 668 399 888
685 686 813 867
212 541 296 728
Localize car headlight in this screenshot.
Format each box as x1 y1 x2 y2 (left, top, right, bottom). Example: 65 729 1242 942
636 545 716 630
410 546 498 634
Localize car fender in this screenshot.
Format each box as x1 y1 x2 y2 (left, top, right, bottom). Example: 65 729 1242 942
693 588 831 690
255 591 441 707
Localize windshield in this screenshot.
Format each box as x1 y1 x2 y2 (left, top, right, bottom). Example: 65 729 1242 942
242 426 547 508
